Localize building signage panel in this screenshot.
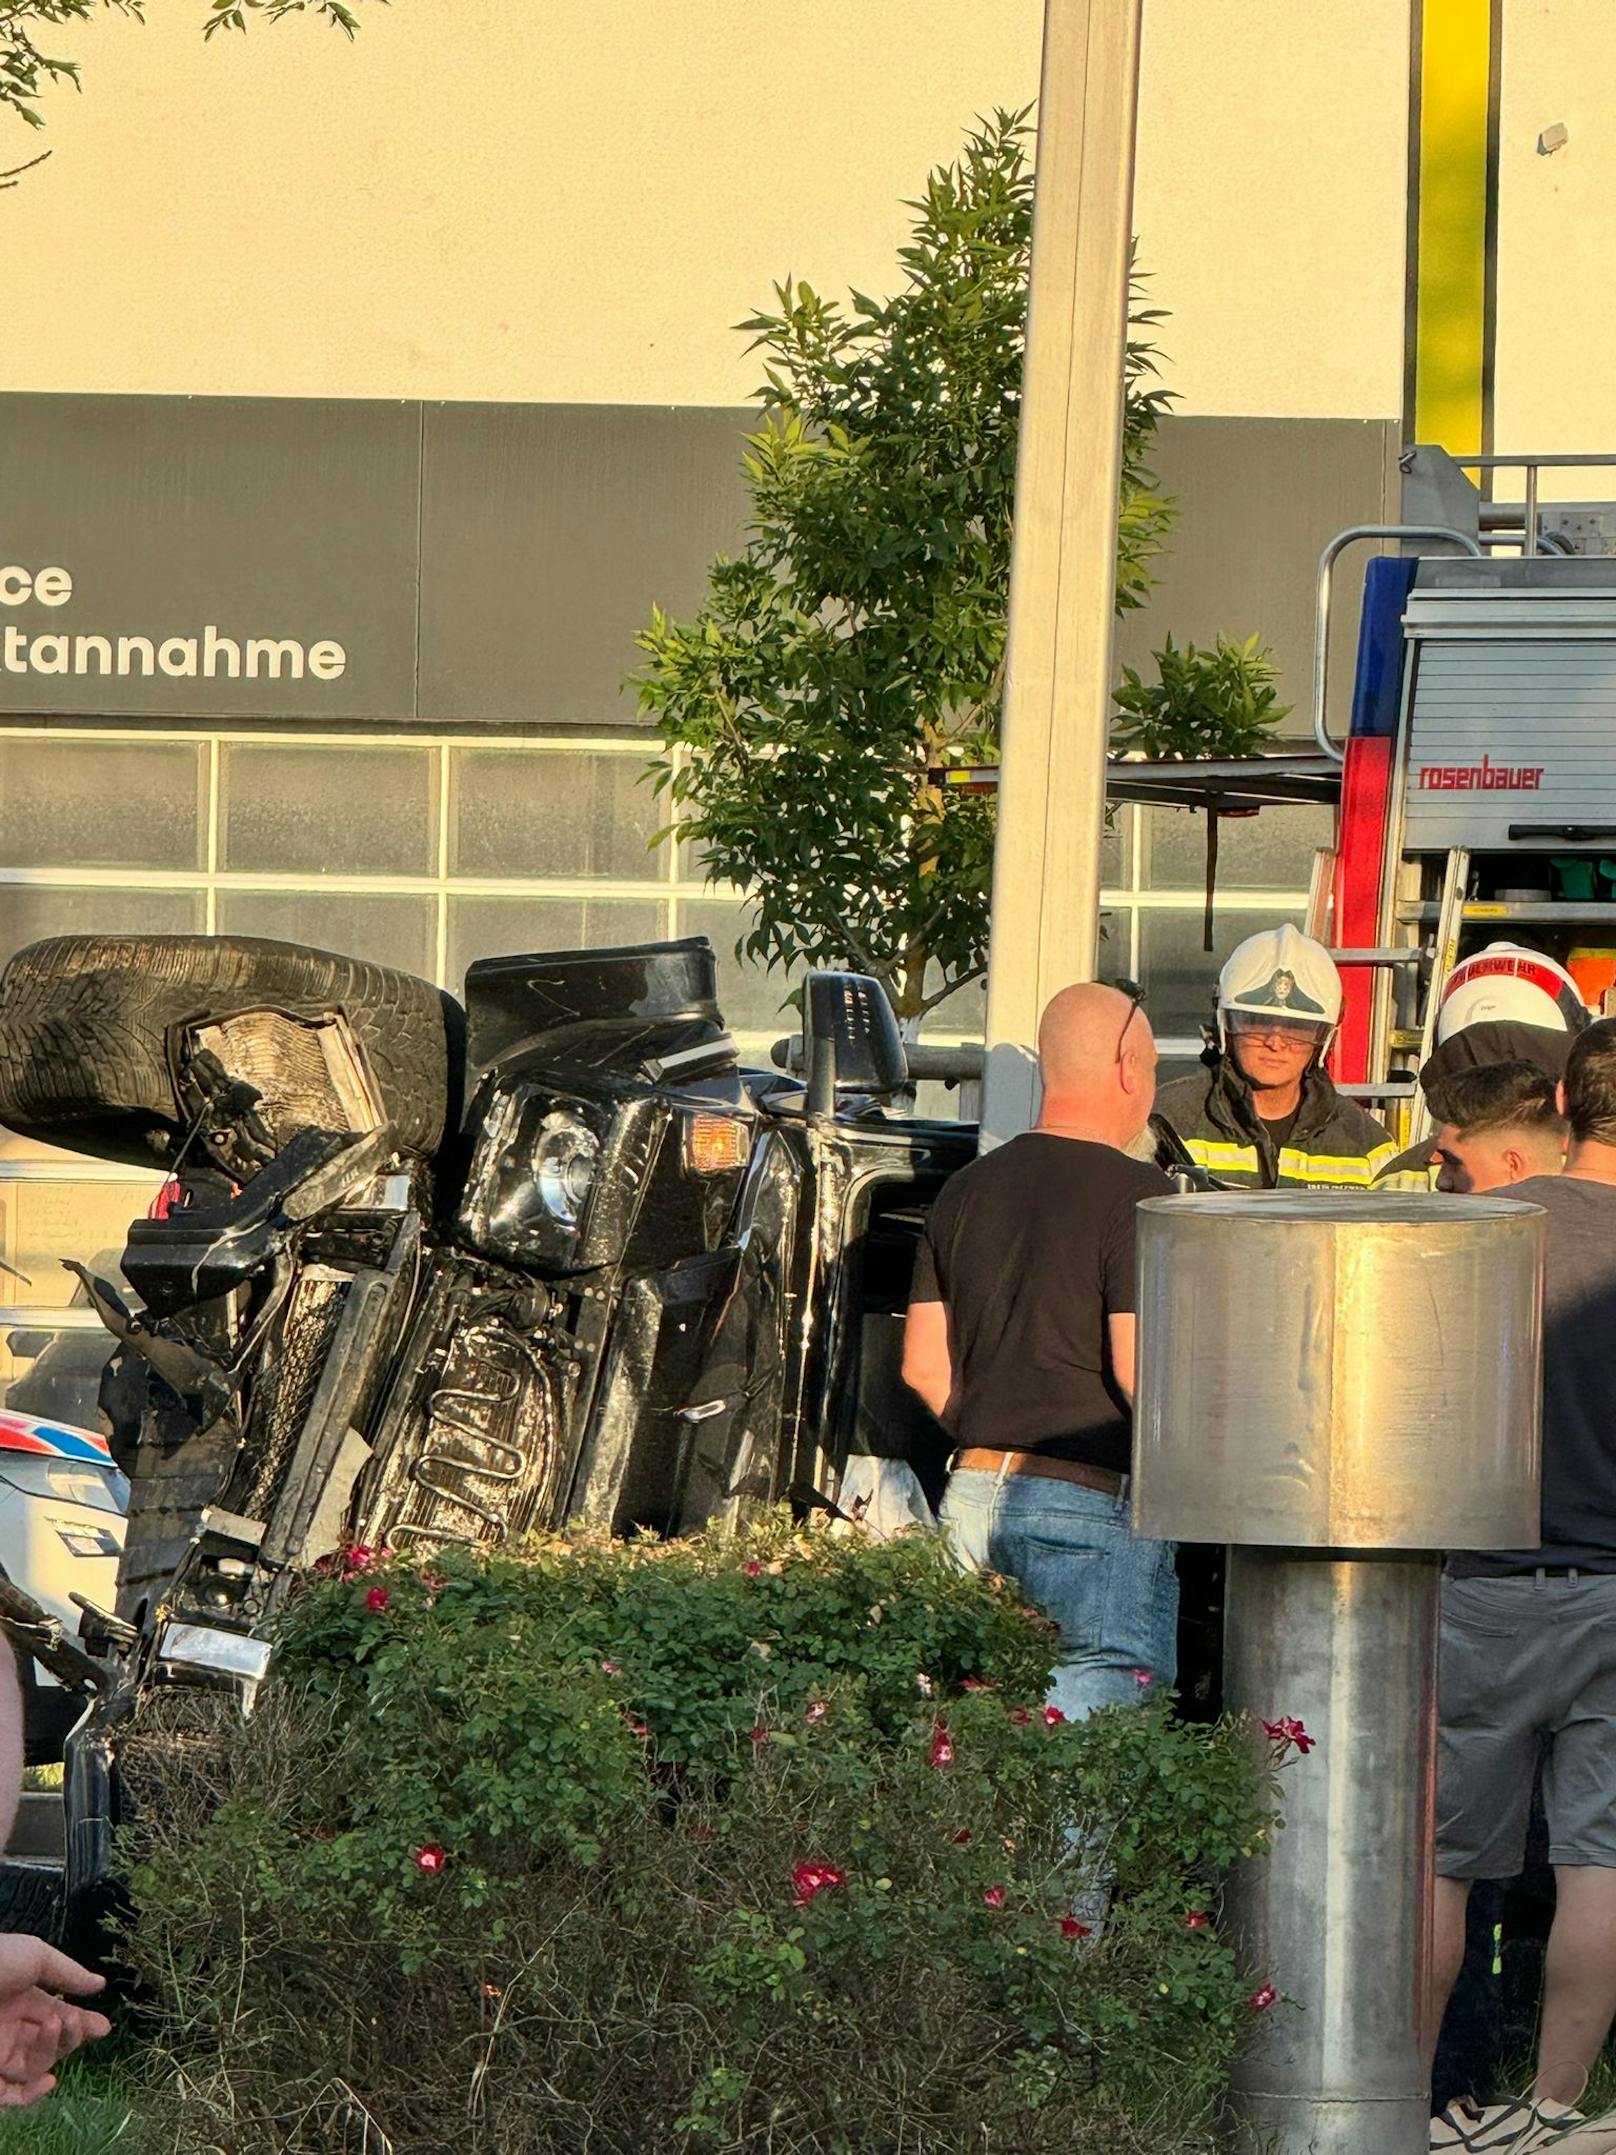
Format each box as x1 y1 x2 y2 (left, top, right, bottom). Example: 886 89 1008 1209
0 396 420 721
0 395 748 726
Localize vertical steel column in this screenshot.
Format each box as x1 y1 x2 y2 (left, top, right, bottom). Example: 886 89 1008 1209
1132 1191 1543 2155
978 0 1144 1147
1223 1550 1439 2155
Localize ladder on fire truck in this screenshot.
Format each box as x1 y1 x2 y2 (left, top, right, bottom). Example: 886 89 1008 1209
1324 845 1469 1148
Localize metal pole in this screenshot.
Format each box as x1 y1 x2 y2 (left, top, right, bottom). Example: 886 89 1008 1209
1134 1193 1541 2155
1223 1549 1439 2155
978 0 1144 1146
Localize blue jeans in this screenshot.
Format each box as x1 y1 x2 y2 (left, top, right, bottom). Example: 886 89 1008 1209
940 1466 1178 1721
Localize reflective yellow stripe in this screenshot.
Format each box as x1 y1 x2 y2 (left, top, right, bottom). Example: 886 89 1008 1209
1181 1137 1395 1189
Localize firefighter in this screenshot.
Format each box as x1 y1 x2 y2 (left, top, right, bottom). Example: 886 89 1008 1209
1373 943 1586 1185
1155 925 1397 1190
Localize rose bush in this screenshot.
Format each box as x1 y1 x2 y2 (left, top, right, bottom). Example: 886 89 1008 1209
121 1519 1279 2154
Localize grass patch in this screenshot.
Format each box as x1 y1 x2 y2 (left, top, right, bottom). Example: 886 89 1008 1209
19 1767 63 1795
0 2050 141 2154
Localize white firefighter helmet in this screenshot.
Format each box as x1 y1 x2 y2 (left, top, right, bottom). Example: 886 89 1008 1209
1217 925 1342 1047
1435 942 1587 1043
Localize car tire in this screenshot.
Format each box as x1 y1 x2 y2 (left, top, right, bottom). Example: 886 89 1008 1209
0 934 465 1169
0 1859 63 1943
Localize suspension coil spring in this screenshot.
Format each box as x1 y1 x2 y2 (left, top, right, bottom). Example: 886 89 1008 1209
394 1321 558 1544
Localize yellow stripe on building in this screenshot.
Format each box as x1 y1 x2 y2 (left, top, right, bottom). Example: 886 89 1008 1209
1409 0 1499 455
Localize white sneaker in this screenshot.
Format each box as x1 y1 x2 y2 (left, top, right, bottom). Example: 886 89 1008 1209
1544 2110 1616 2153
1430 2100 1590 2153
1431 2101 1525 2151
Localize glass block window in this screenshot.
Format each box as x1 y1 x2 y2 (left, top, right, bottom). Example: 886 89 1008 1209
0 723 1326 1401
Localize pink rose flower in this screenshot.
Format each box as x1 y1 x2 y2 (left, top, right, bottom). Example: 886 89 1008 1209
790 1861 846 1909
1262 1715 1316 1755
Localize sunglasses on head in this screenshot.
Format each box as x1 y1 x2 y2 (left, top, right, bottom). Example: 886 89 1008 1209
1111 978 1145 1060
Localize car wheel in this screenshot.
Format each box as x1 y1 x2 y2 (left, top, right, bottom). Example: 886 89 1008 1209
0 933 465 1169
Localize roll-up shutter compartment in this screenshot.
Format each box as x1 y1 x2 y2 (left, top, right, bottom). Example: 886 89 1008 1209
1401 552 1616 861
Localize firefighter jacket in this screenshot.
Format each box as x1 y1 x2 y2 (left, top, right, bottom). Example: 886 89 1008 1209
1154 1060 1398 1191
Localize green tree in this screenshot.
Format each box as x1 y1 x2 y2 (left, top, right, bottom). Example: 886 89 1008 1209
2 0 379 179
636 110 1174 1029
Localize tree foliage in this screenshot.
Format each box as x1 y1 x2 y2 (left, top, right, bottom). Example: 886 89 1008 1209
2 0 378 172
1112 632 1291 761
636 110 1175 1026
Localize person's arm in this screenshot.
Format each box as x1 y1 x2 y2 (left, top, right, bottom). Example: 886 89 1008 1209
0 1643 110 2109
1107 1312 1137 1405
0 1644 22 1857
1101 1172 1166 1408
902 1299 953 1421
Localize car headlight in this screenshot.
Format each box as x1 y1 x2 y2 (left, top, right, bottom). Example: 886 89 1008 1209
534 1112 600 1225
458 1084 625 1271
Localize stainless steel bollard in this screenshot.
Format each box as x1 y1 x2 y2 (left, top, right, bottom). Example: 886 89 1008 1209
1133 1192 1543 2155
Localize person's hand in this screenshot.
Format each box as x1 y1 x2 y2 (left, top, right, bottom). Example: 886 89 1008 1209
0 1936 109 2106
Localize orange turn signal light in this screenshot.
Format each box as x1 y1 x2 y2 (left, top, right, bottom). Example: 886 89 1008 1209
684 1114 750 1175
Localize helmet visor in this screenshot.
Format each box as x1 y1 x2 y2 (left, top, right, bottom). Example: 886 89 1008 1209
1226 1008 1330 1050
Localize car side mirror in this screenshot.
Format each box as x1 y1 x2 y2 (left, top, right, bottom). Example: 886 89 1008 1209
801 973 908 1114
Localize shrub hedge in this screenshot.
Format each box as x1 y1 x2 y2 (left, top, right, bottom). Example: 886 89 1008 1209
122 1519 1278 2154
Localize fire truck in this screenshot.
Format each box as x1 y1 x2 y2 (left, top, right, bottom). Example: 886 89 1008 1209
950 445 1616 1129
1321 448 1616 1140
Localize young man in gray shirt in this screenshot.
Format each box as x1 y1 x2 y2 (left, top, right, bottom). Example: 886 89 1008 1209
1430 1020 1616 2148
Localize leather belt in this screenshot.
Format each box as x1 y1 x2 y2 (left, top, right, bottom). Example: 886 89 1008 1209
951 1447 1126 1499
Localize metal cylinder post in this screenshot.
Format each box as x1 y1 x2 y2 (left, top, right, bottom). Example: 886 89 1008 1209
1223 1549 1438 2155
1132 1191 1543 2155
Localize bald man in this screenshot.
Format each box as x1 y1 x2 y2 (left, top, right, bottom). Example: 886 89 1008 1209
903 983 1177 1718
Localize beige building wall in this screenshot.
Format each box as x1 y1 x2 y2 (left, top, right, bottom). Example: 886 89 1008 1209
3 0 1405 420
1495 0 1616 480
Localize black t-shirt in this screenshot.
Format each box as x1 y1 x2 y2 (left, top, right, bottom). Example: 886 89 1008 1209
1451 1175 1616 1576
909 1134 1171 1471
1262 1106 1301 1154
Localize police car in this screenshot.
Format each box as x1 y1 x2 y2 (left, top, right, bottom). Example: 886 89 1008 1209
0 1409 126 1761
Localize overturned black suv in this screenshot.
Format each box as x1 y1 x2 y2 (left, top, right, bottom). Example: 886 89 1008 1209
0 932 993 1946
0 931 1214 1950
